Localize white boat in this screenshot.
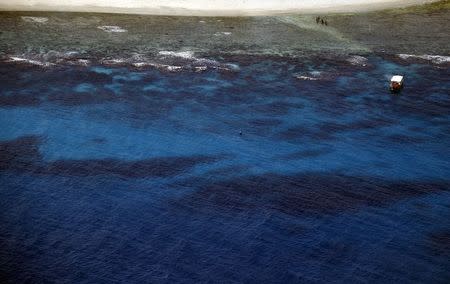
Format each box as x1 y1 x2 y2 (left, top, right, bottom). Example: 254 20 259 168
390 75 404 93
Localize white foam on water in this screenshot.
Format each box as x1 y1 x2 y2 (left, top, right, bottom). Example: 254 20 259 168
214 32 232 36
97 26 128 33
64 51 80 57
101 58 127 65
72 59 91 66
224 63 240 71
166 65 183 72
94 52 188 71
21 16 48 23
132 61 184 72
158 50 223 67
158 51 195 60
347 55 368 66
132 62 148 68
309 71 322 77
199 20 206 24
195 66 208 72
196 58 220 65
294 70 334 81
4 49 236 73
295 75 320 81
8 56 54 67
3 51 95 68
398 54 450 64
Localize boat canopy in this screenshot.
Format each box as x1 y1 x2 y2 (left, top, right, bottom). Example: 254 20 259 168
391 75 404 83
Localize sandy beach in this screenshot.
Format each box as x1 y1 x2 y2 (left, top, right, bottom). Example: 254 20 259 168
0 0 439 15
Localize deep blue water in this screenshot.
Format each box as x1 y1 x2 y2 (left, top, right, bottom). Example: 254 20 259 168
1 54 449 283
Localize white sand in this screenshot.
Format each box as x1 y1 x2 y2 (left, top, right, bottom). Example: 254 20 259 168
0 0 438 15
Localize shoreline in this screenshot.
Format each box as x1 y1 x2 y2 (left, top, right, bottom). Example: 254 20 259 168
0 1 448 60
0 0 439 16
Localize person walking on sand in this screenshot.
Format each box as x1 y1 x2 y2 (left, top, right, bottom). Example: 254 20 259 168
316 16 320 24
321 18 325 25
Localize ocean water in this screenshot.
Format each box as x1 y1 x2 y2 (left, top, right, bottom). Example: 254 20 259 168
1 51 449 283
1 6 450 284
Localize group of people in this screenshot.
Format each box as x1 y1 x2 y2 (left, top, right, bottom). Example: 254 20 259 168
315 16 328 26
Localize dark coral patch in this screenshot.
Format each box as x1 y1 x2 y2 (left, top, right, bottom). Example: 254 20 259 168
248 119 283 127
91 137 106 144
281 148 332 160
46 90 116 106
278 125 334 141
0 93 40 107
252 101 301 116
42 156 218 178
174 173 449 217
278 118 394 142
0 136 42 171
0 135 220 178
386 134 428 144
427 231 450 257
